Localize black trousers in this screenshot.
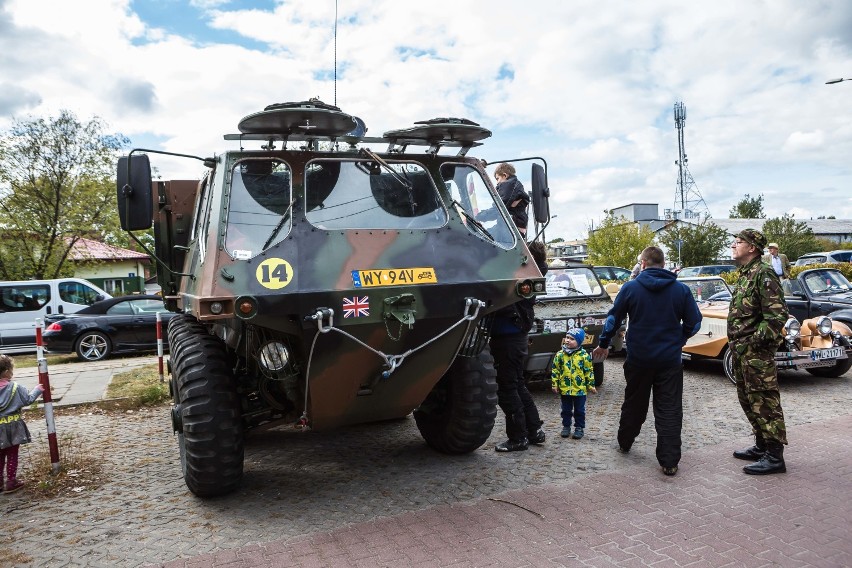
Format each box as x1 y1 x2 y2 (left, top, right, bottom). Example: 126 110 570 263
619 361 683 468
490 333 541 441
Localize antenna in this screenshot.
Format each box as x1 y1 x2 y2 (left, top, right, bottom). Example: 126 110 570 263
333 0 338 106
672 101 710 221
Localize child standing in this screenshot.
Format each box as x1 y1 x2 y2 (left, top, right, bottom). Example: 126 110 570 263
551 328 596 439
0 354 44 493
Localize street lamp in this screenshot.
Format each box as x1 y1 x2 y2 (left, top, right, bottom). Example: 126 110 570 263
826 78 850 84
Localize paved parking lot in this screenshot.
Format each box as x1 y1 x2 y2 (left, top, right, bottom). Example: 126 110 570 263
2 357 850 567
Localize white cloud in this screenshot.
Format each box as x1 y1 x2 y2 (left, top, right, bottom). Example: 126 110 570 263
2 0 852 232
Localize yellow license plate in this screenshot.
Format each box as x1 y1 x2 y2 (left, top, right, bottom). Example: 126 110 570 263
352 268 438 288
582 334 595 346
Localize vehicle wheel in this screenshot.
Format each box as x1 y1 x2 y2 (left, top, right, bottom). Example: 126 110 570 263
722 346 736 384
805 357 852 378
168 315 243 497
75 331 111 361
593 361 604 387
414 346 498 454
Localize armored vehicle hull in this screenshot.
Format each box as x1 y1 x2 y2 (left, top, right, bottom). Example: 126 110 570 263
117 100 549 496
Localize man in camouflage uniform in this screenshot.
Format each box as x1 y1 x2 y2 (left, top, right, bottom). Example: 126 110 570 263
728 229 788 475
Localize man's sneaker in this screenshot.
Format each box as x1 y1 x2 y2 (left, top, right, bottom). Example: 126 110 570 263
572 427 584 439
617 444 630 454
495 438 528 452
662 466 678 476
4 480 24 493
528 429 546 445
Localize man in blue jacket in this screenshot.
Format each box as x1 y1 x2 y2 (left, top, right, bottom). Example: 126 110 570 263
592 246 702 476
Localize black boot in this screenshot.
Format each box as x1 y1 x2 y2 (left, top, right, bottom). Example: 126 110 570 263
743 442 786 475
733 443 766 461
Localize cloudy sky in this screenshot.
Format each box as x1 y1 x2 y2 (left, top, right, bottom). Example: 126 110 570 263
2 0 851 240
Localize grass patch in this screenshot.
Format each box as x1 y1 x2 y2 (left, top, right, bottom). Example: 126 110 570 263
10 353 78 369
105 363 170 408
21 431 104 498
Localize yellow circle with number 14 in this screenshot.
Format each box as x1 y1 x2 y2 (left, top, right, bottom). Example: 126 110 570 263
256 258 294 289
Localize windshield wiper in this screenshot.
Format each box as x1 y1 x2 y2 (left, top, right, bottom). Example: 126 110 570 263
452 200 495 242
262 199 295 250
358 148 413 190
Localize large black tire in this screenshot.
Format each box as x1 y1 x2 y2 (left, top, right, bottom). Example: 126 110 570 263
805 357 852 378
168 315 244 497
413 346 498 454
75 331 111 361
593 361 604 387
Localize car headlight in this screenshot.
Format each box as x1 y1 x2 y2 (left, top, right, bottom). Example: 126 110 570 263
816 316 833 337
783 318 800 338
259 341 290 371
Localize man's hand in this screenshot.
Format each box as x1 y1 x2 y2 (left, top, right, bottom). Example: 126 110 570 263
591 346 609 362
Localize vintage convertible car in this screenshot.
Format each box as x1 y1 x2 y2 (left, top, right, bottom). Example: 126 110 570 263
680 276 852 382
525 265 624 387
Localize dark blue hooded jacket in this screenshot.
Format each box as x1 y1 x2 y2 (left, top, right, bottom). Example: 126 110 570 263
598 267 702 367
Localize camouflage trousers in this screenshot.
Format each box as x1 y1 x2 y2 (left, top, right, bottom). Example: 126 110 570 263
732 343 787 445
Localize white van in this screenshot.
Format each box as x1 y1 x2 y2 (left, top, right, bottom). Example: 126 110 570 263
0 278 112 353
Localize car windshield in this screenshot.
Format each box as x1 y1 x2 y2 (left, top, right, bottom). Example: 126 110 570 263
305 159 447 231
542 267 602 298
679 277 731 302
801 270 852 295
440 163 515 249
225 159 293 260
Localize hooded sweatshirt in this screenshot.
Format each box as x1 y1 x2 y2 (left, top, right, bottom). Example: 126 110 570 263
598 267 702 367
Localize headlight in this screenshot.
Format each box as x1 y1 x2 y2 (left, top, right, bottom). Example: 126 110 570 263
816 316 833 337
259 341 290 371
783 318 800 338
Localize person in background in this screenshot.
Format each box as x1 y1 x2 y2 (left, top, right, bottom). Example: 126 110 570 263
629 254 643 280
728 229 789 475
762 242 791 280
592 246 702 476
0 354 45 493
489 240 547 452
551 328 596 440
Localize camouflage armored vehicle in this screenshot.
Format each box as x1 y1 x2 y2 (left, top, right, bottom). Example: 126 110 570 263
116 99 549 497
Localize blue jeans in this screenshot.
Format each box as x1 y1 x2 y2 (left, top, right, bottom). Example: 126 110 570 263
560 394 586 429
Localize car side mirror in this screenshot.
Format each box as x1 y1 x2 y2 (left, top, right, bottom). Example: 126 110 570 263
116 154 154 231
530 163 550 224
790 291 805 298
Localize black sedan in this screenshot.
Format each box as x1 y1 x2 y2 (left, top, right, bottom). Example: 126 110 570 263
784 268 852 325
43 295 175 361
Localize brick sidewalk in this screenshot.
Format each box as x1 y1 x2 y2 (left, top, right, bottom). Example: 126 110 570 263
156 415 851 567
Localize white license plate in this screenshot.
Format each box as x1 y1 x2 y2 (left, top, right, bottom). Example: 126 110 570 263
810 347 844 361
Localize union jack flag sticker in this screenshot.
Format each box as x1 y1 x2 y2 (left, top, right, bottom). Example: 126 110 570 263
342 296 370 318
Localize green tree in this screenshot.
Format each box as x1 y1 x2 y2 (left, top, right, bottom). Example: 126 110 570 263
586 214 656 268
762 214 821 261
729 194 765 218
657 220 730 267
0 110 128 279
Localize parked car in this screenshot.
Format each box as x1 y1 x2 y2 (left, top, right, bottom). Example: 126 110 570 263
680 276 852 382
793 250 852 266
0 278 111 354
43 295 174 361
525 265 625 387
676 264 736 278
592 266 632 282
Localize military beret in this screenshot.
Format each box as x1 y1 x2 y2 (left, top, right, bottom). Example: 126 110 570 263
734 228 767 250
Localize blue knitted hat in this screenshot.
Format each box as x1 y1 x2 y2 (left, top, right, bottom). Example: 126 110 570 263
566 327 585 345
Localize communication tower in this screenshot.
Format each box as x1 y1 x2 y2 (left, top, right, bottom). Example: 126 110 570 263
665 101 710 221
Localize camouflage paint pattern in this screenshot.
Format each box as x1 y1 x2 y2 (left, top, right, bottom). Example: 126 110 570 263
728 256 788 444
152 148 544 431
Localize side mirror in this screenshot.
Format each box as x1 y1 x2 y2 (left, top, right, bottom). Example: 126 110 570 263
531 163 550 224
116 154 154 231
